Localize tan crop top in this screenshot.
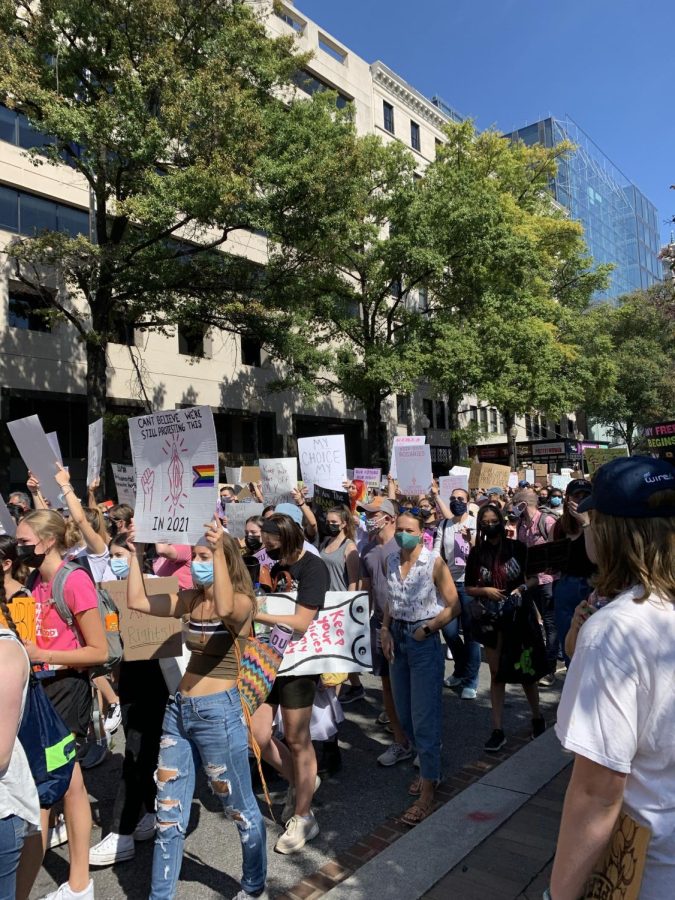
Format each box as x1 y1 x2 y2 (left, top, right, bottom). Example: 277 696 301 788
185 614 247 680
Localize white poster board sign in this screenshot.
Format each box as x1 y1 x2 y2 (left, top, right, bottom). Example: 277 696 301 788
225 502 264 539
7 415 61 507
128 406 218 544
0 495 17 536
525 468 535 484
259 458 297 504
225 466 242 486
265 591 371 675
508 472 519 489
111 464 136 507
389 435 425 479
449 465 471 479
353 467 381 487
46 432 63 465
395 444 433 496
86 418 103 488
439 474 469 500
550 474 572 491
297 435 347 497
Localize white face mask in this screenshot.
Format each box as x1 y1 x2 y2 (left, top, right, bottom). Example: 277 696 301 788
366 515 385 534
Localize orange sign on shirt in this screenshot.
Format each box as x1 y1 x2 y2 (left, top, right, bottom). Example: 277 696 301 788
1 593 37 643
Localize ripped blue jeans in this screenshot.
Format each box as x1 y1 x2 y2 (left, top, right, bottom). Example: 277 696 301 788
150 688 267 899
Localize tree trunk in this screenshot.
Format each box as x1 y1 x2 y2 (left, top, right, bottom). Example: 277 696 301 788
366 400 387 468
405 394 414 436
447 391 462 466
503 409 517 470
86 336 109 495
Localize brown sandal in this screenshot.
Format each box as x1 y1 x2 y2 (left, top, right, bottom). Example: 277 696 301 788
400 799 434 827
408 775 423 796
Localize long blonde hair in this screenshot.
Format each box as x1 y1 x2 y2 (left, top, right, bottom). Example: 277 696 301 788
21 510 68 555
592 509 675 603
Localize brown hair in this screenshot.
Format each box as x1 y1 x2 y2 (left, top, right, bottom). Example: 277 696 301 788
0 535 28 584
109 504 134 526
327 506 355 541
591 509 675 603
263 513 303 560
396 510 426 531
0 576 20 639
221 533 256 608
21 510 68 555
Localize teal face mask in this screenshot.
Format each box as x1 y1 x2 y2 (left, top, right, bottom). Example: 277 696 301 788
395 532 421 551
191 561 214 586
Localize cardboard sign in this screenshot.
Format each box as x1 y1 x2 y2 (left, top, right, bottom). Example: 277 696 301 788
225 502 264 539
353 467 382 487
313 485 350 517
264 591 371 675
111 463 136 507
395 444 433 496
241 465 262 484
7 415 62 507
2 593 35 642
128 406 219 544
533 463 548 481
86 418 103 488
468 462 511 492
46 432 63 465
259 458 298 504
102 577 183 662
525 541 571 576
389 435 425 479
642 420 675 463
0 495 17 536
584 447 628 477
439 475 468 500
298 435 347 497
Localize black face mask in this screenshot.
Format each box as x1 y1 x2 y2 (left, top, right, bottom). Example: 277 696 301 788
326 523 342 537
244 536 262 552
17 544 46 567
266 546 282 561
482 523 503 538
449 499 467 516
419 508 433 521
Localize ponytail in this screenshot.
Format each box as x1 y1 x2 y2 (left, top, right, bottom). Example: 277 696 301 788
0 579 20 639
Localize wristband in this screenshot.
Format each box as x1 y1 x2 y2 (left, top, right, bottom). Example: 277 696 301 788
61 485 75 496
297 501 306 508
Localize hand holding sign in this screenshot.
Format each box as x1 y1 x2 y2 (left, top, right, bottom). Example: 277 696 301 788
203 517 224 552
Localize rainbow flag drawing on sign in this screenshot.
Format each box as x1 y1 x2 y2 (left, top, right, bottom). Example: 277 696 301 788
192 464 216 487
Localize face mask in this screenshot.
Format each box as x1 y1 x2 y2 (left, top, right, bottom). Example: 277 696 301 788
395 532 421 550
266 546 283 561
550 497 562 508
326 523 342 536
366 516 384 534
482 523 503 538
450 499 467 516
17 544 46 568
419 508 432 520
191 561 214 586
507 507 524 522
110 558 130 579
244 536 262 552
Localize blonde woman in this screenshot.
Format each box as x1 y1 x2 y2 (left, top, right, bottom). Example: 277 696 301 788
550 457 675 900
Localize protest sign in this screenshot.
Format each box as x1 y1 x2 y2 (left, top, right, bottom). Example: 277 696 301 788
449 465 471 479
468 462 511 492
297 435 347 496
533 463 549 482
0 593 35 642
642 420 675 463
241 465 261 484
225 502 264 539
389 435 425 479
395 444 433 496
258 458 297 504
313 485 350 518
46 432 63 465
111 463 136 506
225 466 242 485
128 406 218 544
354 467 382 488
439 475 469 500
265 591 371 675
103 577 183 662
584 447 628 477
7 415 62 507
550 474 572 491
86 418 103 488
0 495 17 536
508 472 518 489
561 467 573 477
525 468 535 484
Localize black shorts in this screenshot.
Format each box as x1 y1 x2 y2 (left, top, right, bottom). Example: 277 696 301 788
265 674 319 710
43 671 93 746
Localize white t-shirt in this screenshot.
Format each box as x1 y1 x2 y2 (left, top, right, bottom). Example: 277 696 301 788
65 545 114 583
433 516 477 583
556 585 675 899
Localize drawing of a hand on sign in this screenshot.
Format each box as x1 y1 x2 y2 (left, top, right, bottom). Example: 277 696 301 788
140 468 155 512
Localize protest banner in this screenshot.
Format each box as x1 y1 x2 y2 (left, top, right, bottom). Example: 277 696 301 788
468 461 511 492
354 467 382 488
533 463 549 482
395 444 433 496
550 474 572 491
642 420 675 463
389 435 425 479
0 495 17 536
224 466 242 485
264 591 371 675
298 435 347 496
313 485 350 518
7 415 62 507
258 458 297 504
46 432 63 465
0 592 35 642
241 465 261 484
111 463 136 506
584 447 628 477
86 418 103 488
103 577 183 662
439 475 469 500
128 406 218 544
225 502 264 539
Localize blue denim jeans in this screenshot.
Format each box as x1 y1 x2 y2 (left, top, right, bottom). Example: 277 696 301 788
554 575 592 666
441 585 481 690
150 688 267 899
390 619 444 781
0 815 27 900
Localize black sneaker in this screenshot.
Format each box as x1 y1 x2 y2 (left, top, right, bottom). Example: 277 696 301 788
531 717 546 739
339 685 365 705
317 740 342 776
484 729 506 752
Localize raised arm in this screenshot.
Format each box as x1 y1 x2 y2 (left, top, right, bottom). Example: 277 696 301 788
54 463 107 555
204 518 252 628
87 476 100 510
127 530 186 617
26 471 48 510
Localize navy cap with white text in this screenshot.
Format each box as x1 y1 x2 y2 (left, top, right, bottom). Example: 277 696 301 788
577 456 675 518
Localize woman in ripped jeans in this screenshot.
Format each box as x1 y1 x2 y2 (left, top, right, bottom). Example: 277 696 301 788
126 521 265 900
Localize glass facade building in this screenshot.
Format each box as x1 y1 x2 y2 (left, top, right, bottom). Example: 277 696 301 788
506 116 662 301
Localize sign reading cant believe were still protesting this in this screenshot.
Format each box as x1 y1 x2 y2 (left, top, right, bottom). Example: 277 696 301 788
643 421 675 463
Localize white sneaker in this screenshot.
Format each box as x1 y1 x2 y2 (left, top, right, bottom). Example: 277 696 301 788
39 880 94 900
89 832 135 866
274 813 319 854
377 743 413 767
48 813 68 849
461 687 478 700
231 891 270 900
103 703 122 736
132 812 156 842
281 775 321 824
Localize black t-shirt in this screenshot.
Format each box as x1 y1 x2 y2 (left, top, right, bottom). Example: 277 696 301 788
465 538 527 594
271 552 330 609
552 523 596 579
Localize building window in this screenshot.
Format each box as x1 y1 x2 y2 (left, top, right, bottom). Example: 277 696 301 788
396 395 407 425
8 290 51 332
178 325 204 357
292 70 350 110
276 6 304 32
110 312 135 347
469 405 478 424
490 408 498 433
410 121 421 151
383 101 395 134
0 185 88 238
318 34 347 64
480 406 488 430
434 400 446 430
241 335 261 367
422 398 433 428
525 413 533 439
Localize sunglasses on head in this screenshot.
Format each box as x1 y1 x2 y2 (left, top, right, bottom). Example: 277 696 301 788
399 506 420 515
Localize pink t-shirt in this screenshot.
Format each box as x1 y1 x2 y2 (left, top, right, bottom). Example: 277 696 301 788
153 545 193 590
32 565 99 652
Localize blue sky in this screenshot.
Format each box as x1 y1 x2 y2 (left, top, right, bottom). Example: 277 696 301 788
296 0 674 243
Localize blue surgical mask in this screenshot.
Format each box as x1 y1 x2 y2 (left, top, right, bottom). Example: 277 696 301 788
191 561 214 586
395 532 421 551
550 496 562 507
110 558 130 579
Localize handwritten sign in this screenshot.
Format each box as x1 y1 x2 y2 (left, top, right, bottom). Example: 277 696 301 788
550 474 571 491
259 457 297 504
111 463 136 507
46 432 63 465
395 444 433 496
128 405 218 544
584 447 628 477
353 467 381 487
533 463 548 482
439 475 469 499
0 495 17 536
7 415 62 508
642 420 675 462
225 502 265 539
298 435 347 497
265 591 371 675
2 593 35 642
86 418 103 488
525 468 535 485
312 485 350 519
469 462 511 492
389 435 425 479
102 577 183 662
508 472 518 489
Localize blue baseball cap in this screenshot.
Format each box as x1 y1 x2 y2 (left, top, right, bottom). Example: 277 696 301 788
518 479 529 489
275 503 303 525
577 456 675 518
